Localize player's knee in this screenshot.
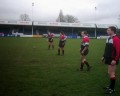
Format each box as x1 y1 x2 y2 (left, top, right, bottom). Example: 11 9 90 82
83 59 86 62
110 72 116 78
108 70 115 78
81 61 84 63
82 59 85 63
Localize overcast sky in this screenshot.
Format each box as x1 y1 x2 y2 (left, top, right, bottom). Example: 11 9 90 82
0 0 120 24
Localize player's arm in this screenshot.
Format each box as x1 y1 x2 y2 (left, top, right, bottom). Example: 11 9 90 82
101 50 105 62
111 38 120 65
101 42 107 62
47 33 49 38
52 33 54 37
101 57 104 62
82 46 88 52
50 38 53 42
64 36 67 41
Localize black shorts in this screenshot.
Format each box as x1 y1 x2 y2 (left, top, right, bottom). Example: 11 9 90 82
48 38 53 43
59 41 65 48
80 49 89 56
105 58 119 65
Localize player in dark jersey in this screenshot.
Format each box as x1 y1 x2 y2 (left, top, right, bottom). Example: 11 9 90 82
101 26 120 94
79 31 91 71
47 32 54 50
57 31 67 55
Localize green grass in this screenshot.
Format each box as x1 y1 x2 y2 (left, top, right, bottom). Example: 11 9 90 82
0 38 120 96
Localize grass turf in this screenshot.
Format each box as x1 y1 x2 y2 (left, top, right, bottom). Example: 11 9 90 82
0 38 120 96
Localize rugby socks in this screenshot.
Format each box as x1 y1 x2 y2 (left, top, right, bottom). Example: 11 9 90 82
62 50 64 55
52 45 54 50
84 61 90 67
48 45 50 50
80 62 84 70
58 49 60 55
109 77 116 90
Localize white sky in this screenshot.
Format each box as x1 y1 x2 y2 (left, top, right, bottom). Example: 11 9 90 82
0 0 120 24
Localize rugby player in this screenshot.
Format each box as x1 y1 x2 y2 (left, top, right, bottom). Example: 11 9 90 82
101 26 120 94
80 31 91 71
57 31 67 55
47 32 54 50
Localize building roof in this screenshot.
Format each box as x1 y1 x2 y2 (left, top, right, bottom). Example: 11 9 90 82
0 20 119 29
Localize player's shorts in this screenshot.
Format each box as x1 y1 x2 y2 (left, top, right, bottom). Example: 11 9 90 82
80 49 89 56
48 38 53 43
59 41 65 48
105 58 119 65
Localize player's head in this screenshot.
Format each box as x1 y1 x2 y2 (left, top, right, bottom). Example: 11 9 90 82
81 31 88 37
60 31 64 35
107 26 117 36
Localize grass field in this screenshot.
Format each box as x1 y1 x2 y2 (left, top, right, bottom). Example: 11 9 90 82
0 38 120 96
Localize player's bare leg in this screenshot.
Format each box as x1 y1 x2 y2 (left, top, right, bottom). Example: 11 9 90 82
80 55 85 71
81 55 91 71
61 48 64 55
84 59 91 71
48 42 51 50
57 47 60 55
51 42 54 50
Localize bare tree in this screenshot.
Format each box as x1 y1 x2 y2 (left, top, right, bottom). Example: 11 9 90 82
19 14 30 21
56 10 79 23
64 15 79 23
56 10 65 22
